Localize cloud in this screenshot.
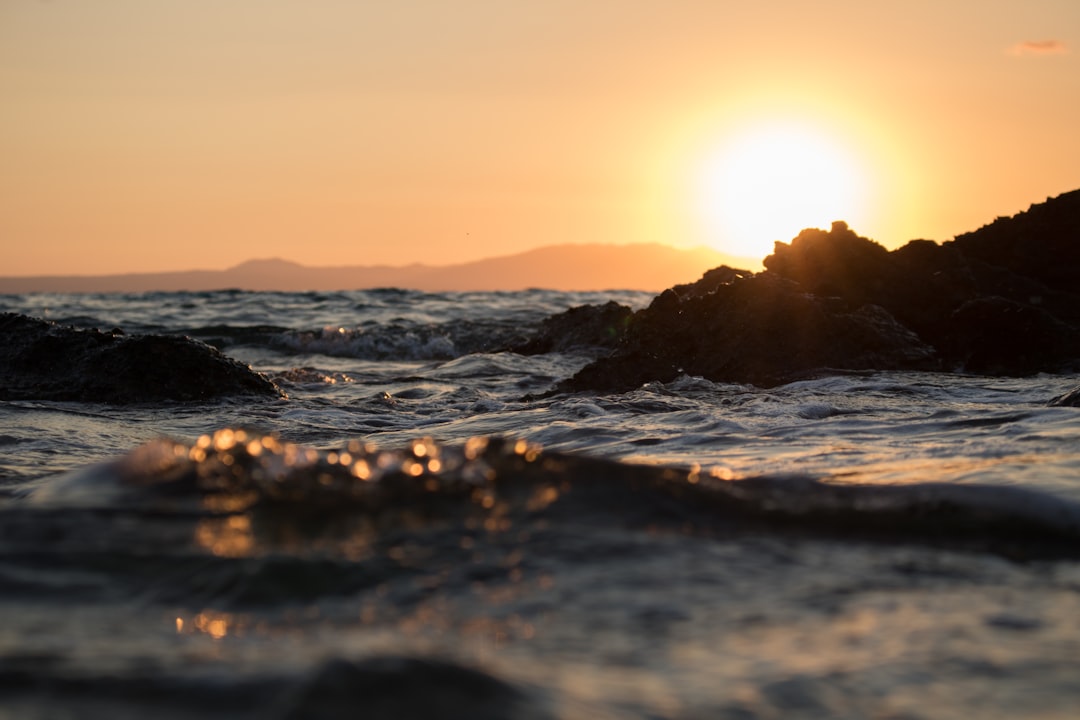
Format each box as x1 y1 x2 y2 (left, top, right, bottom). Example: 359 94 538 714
1008 40 1069 56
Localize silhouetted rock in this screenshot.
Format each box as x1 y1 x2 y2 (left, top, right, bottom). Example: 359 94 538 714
1049 386 1080 407
279 656 546 720
760 202 1080 374
668 265 756 300
952 189 1080 299
0 313 283 403
509 301 633 354
548 190 1080 392
945 296 1080 375
558 273 939 392
764 222 971 349
764 221 894 300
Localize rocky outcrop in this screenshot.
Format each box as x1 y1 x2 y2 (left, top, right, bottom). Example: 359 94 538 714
558 271 939 392
0 313 284 403
547 190 1080 393
509 301 633 355
763 205 1080 372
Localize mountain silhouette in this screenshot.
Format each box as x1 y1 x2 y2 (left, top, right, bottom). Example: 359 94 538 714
0 243 755 293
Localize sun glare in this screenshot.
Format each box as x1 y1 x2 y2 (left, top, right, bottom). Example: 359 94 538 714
696 122 868 260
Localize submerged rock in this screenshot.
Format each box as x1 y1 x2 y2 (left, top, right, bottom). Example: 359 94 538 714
542 190 1080 392
0 312 283 403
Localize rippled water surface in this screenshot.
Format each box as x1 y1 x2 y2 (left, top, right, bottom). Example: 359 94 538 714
1 290 1079 719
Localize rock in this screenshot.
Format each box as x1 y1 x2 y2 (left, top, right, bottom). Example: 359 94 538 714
549 190 1080 393
761 212 1080 374
945 296 1080 375
763 221 895 302
765 222 975 345
0 313 283 403
508 301 633 355
1048 386 1080 407
279 656 547 720
557 273 939 392
951 188 1080 300
667 265 756 301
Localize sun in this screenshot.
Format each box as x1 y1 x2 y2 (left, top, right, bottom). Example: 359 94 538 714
695 121 869 260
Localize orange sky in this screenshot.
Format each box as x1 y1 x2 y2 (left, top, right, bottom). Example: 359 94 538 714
2 1 1078 276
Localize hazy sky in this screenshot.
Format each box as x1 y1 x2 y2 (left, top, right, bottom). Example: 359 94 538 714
2 0 1078 275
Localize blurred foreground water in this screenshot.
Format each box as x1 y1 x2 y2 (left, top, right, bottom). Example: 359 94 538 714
1 289 1078 719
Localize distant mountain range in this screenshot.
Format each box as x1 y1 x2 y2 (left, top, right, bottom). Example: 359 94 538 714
0 243 759 293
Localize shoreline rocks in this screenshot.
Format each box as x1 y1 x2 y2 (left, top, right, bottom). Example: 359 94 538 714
0 313 284 404
545 190 1080 393
508 301 633 355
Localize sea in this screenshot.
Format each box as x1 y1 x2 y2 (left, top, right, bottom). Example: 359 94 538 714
1 288 1079 720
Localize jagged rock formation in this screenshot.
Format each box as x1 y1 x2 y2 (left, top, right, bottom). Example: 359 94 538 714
548 190 1080 392
0 313 284 403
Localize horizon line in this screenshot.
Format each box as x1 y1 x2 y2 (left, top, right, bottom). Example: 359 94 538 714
3 241 759 281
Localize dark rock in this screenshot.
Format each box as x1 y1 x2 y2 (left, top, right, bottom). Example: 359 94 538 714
945 296 1080 375
763 221 895 302
0 313 283 403
951 188 1080 299
508 301 633 355
761 212 1080 373
1049 386 1080 407
765 222 976 345
558 273 939 392
667 265 755 301
279 656 547 720
550 190 1080 393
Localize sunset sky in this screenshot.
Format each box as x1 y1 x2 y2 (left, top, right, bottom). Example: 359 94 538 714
2 1 1078 276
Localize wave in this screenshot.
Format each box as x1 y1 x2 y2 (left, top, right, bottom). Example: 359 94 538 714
25 430 1080 563
7 429 1080 718
145 319 539 361
267 321 535 361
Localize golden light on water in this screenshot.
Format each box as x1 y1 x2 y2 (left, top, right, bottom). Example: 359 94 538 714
351 459 372 480
192 611 233 640
176 611 239 641
513 438 541 463
709 466 736 481
195 514 254 558
464 437 489 460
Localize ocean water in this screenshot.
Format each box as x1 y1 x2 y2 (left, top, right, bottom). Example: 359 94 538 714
1 289 1079 719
